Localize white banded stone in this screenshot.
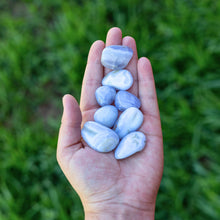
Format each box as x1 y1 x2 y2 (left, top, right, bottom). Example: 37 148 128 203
81 121 119 152
101 45 133 70
94 105 118 128
95 86 116 106
115 91 141 111
102 69 133 90
113 107 144 139
115 131 146 159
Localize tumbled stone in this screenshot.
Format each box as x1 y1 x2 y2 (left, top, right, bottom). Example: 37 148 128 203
101 45 133 70
115 131 146 159
81 121 119 152
115 91 141 111
113 107 144 139
102 69 133 91
94 105 118 128
95 86 116 106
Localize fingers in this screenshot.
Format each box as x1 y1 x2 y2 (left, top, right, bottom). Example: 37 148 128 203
104 28 139 97
104 27 122 75
105 27 122 46
137 57 163 169
80 40 105 112
57 94 82 162
138 57 160 119
137 57 162 137
122 36 139 96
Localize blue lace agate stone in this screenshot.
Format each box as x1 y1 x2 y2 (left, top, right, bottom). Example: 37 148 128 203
94 105 118 128
115 131 146 159
115 90 141 111
102 70 133 91
81 121 119 152
113 107 144 139
95 86 116 106
101 45 133 70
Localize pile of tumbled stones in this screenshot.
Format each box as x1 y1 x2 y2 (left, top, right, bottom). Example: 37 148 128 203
81 45 146 159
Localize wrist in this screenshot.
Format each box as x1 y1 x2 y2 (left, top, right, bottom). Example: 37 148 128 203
85 212 154 220
84 202 155 220
85 211 154 220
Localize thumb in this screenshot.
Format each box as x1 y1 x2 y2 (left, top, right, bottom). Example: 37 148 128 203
57 94 82 164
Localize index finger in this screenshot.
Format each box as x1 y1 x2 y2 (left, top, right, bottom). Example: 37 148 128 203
80 40 105 113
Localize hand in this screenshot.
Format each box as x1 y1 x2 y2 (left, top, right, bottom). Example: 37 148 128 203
57 27 163 220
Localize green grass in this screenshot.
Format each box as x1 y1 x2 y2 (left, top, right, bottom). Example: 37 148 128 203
0 0 220 219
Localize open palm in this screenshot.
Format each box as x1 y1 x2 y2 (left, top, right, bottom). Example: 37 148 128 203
57 27 163 219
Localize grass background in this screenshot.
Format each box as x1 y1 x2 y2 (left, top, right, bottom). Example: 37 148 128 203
0 0 220 219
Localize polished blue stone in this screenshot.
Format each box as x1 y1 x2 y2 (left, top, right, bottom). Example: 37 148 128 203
115 131 146 159
81 121 119 152
115 91 141 111
113 107 144 139
94 105 118 128
95 86 116 106
102 69 133 91
101 45 133 70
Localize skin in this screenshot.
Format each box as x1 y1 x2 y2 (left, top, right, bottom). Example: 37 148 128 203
57 27 163 220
